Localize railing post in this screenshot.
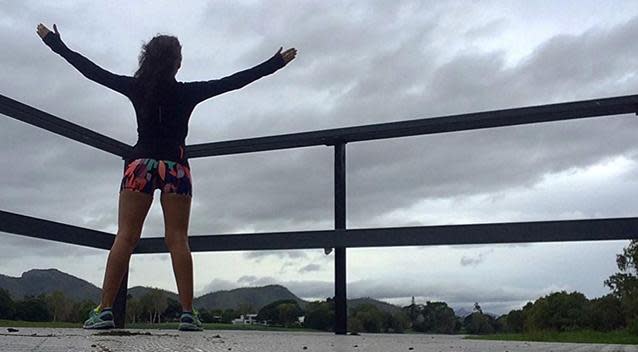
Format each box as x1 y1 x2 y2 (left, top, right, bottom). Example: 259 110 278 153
334 142 347 334
112 269 129 328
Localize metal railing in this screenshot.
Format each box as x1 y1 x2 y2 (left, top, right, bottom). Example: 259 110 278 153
2 92 638 332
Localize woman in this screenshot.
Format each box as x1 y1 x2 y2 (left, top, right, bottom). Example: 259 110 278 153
36 23 296 331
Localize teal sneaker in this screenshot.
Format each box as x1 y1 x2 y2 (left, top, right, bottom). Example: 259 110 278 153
83 306 115 329
178 309 203 331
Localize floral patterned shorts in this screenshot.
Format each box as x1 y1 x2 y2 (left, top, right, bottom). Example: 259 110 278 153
120 158 192 197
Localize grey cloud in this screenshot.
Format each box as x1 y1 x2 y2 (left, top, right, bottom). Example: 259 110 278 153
299 264 322 273
202 1 419 66
273 279 334 299
237 275 258 284
11 4 638 238
245 276 278 287
516 21 638 98
348 279 563 312
197 278 238 296
0 232 104 260
243 250 308 262
189 13 638 231
278 261 295 274
464 18 509 39
460 250 493 267
444 243 532 251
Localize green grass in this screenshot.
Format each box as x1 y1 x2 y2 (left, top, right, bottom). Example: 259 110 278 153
466 330 638 345
0 320 79 328
0 319 323 332
129 322 322 332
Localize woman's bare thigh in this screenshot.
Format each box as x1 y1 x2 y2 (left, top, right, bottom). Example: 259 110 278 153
118 189 153 239
160 192 191 240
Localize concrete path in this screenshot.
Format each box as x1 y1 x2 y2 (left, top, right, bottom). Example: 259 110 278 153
0 328 636 351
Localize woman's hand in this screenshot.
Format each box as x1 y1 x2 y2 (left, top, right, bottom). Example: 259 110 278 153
36 23 60 40
277 46 297 65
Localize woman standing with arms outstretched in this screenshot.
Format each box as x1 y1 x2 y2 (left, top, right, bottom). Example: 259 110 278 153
36 23 296 331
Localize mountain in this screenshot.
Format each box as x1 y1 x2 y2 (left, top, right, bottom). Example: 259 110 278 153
0 269 314 312
193 288 407 314
348 297 402 315
0 268 101 302
0 269 408 315
127 286 179 301
194 284 309 311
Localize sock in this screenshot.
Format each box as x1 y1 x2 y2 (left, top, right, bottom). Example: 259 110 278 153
100 307 114 321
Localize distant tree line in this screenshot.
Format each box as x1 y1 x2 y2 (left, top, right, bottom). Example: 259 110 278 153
0 287 297 326
495 239 638 334
0 290 95 323
0 288 195 324
299 239 638 335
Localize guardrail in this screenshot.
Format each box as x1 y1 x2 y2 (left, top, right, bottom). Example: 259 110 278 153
2 92 637 333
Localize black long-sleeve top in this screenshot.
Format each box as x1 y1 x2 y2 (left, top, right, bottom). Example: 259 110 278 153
42 31 286 165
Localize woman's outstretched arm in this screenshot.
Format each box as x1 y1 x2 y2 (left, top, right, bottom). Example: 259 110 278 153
37 23 133 98
184 47 296 106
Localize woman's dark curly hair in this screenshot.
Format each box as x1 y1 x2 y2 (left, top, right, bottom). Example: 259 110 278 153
134 34 182 102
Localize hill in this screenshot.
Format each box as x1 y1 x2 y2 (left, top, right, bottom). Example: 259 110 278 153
194 284 309 311
127 286 179 301
0 268 101 302
0 269 408 315
348 297 403 314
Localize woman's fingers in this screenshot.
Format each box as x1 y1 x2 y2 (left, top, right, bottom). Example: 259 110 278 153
274 46 297 65
280 47 297 64
36 23 51 39
53 24 59 34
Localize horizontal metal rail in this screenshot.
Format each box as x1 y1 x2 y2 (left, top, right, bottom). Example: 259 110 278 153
134 217 638 253
3 210 636 253
3 93 636 159
0 210 115 250
0 94 132 157
184 94 638 157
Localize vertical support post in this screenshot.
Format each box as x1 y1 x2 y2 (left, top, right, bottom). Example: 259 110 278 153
112 269 128 328
334 142 347 334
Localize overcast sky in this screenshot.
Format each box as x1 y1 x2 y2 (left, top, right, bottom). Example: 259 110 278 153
2 1 638 315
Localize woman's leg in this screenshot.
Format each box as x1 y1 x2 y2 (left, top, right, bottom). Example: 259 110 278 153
100 189 153 308
160 192 194 312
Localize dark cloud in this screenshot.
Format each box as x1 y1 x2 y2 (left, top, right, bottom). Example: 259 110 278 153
185 13 638 232
8 5 638 236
